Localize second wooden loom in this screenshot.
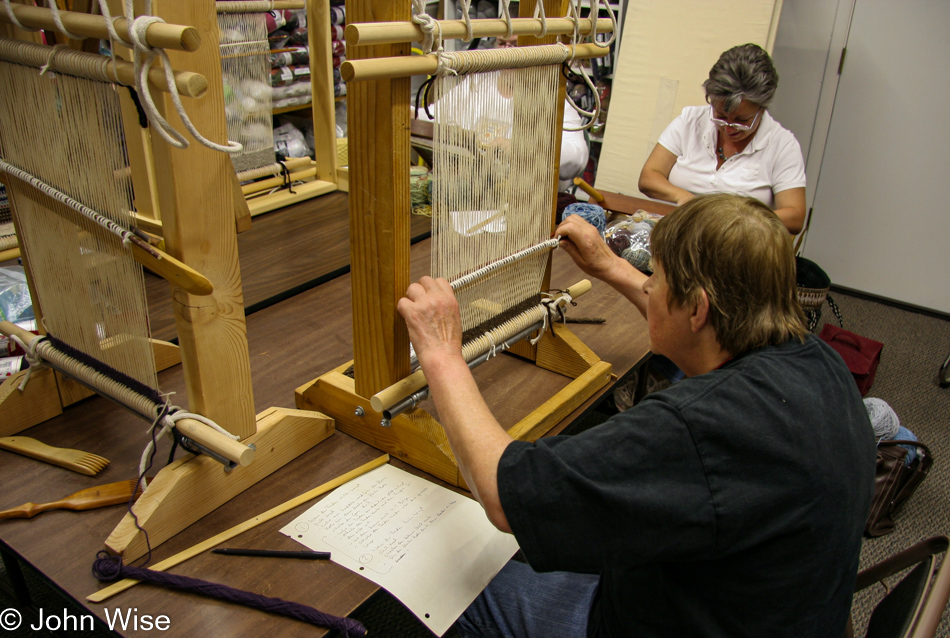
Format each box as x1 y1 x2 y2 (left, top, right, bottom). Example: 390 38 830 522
0 1 333 563
295 0 615 487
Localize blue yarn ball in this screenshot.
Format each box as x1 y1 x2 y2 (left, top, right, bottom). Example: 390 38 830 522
562 202 607 236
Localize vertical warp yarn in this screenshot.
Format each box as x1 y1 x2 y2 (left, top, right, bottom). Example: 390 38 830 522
430 63 559 336
92 553 367 637
0 56 158 390
218 10 276 172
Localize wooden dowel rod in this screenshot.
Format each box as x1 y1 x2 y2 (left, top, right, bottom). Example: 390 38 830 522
0 320 34 342
342 42 609 82
0 38 206 97
241 167 316 195
235 156 313 182
0 5 201 52
86 454 391 603
370 280 592 412
129 243 214 297
175 418 255 467
0 248 19 263
116 61 207 99
0 166 214 297
573 177 604 203
346 17 614 47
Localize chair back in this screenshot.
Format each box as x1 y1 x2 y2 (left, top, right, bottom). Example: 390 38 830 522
854 536 950 638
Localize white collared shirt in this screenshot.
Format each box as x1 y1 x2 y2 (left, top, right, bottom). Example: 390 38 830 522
658 105 806 207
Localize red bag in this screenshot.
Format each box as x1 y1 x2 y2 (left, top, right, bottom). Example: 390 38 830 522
819 324 883 396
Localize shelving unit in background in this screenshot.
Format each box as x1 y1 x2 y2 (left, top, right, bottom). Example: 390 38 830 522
115 0 345 233
238 0 345 216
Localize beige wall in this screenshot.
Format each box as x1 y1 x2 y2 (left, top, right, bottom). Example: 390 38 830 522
595 0 782 196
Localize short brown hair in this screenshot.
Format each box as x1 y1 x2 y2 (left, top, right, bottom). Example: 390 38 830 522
650 194 806 354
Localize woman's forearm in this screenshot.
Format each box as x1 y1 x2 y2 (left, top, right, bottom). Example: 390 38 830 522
638 169 694 205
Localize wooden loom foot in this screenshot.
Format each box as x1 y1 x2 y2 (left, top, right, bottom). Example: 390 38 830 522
295 326 612 488
104 406 334 563
0 367 63 436
246 179 338 217
296 365 462 485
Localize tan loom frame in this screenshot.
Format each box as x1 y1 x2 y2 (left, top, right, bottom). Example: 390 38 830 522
119 0 344 231
0 1 333 563
294 0 612 487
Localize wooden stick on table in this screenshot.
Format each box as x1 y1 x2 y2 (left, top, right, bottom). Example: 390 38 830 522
87 454 390 603
572 178 676 217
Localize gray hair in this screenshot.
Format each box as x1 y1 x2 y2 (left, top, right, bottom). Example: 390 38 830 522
702 43 779 111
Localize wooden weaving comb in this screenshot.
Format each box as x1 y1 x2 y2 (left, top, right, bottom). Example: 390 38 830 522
0 479 146 520
0 436 110 476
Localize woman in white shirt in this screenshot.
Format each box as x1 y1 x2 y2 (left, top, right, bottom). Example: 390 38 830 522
639 44 807 233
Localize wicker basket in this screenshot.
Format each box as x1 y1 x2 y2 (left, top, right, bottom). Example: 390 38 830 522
796 256 832 331
796 256 830 311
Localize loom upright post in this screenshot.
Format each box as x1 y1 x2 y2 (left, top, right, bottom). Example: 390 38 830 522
99 0 334 562
347 0 414 399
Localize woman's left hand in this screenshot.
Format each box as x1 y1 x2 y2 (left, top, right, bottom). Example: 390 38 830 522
397 276 464 367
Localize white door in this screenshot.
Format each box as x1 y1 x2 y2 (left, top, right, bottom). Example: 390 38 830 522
802 0 950 313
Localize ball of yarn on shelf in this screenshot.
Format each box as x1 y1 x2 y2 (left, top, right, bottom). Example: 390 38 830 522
562 202 606 235
410 165 431 207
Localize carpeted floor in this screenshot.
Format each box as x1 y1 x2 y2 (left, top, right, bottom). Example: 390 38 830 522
2 288 948 637
826 290 950 637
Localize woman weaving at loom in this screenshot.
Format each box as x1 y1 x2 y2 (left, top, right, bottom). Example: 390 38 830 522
638 44 807 234
398 194 875 637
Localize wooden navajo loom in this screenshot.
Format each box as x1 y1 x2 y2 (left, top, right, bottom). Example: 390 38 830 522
295 0 615 486
0 1 332 563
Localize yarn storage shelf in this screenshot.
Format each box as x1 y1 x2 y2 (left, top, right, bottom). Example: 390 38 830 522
234 0 346 215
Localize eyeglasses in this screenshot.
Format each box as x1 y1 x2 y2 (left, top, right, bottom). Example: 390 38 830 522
710 105 762 131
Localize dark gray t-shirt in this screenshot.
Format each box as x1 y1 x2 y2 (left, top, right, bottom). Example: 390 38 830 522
498 335 876 638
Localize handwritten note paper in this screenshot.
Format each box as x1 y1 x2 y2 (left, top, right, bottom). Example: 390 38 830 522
280 464 518 636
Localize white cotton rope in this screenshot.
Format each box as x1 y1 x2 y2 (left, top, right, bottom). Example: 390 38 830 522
1 0 37 31
0 160 145 251
560 0 616 131
94 0 241 154
450 238 559 291
412 0 443 55
9 333 46 391
138 409 240 488
2 0 242 154
438 43 570 76
216 1 279 13
45 0 85 40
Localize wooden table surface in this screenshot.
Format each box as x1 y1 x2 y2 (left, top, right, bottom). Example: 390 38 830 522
0 215 654 637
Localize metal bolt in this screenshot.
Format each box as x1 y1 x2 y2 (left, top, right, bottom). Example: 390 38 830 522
380 418 392 428
355 406 365 417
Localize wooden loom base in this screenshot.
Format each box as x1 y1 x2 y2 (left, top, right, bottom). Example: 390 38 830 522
0 367 63 437
0 339 182 435
294 324 612 487
246 179 338 217
105 406 334 563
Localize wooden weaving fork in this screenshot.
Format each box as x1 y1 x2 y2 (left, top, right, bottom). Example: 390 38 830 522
0 436 110 475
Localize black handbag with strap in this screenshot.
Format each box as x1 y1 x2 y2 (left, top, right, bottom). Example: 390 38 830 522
866 439 934 537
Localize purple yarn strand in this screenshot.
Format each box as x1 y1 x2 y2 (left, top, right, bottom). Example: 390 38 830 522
93 554 366 637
